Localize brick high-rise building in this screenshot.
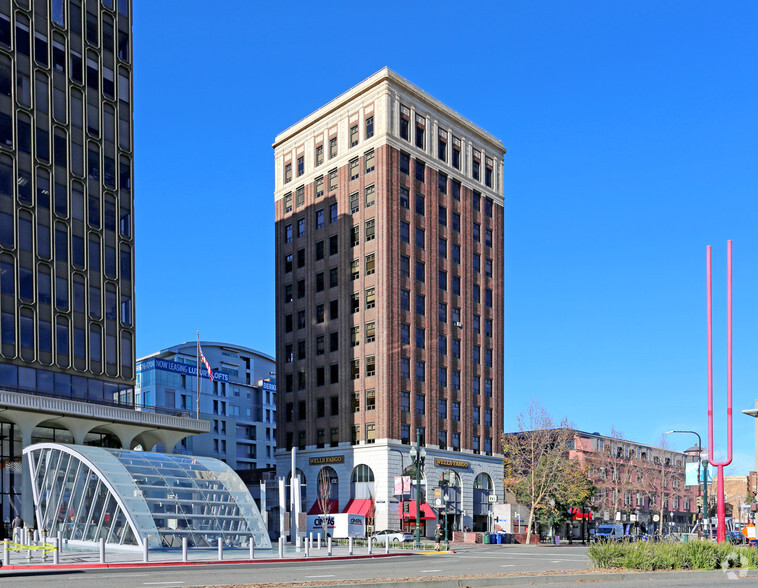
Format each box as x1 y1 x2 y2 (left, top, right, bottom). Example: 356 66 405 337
274 68 505 536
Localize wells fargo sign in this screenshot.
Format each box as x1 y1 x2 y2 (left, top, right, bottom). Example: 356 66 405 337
434 458 469 469
309 456 344 465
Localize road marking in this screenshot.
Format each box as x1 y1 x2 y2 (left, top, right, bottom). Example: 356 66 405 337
419 569 442 573
144 583 185 586
305 575 336 578
500 564 516 567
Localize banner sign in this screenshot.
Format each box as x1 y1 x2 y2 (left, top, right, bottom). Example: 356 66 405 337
394 476 411 494
262 380 277 392
137 357 229 383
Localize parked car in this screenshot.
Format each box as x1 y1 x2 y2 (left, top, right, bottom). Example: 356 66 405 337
727 531 746 545
371 529 414 544
592 524 626 542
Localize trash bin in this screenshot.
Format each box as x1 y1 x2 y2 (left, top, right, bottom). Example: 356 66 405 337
497 533 504 544
484 533 491 544
555 535 560 545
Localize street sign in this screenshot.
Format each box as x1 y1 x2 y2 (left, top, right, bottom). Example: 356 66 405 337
653 514 660 522
488 494 497 503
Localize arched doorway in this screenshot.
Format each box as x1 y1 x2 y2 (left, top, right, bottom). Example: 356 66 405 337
439 470 462 538
308 466 339 515
347 464 375 531
473 473 493 532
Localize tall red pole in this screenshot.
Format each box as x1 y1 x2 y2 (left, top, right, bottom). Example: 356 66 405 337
707 241 733 543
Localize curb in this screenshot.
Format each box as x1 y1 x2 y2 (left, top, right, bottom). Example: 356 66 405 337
0 551 414 572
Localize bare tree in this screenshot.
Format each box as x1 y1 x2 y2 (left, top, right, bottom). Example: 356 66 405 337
502 401 575 544
587 427 639 522
317 468 333 537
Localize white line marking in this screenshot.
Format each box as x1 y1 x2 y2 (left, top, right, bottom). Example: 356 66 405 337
419 569 443 572
143 583 185 586
305 575 336 578
500 564 516 567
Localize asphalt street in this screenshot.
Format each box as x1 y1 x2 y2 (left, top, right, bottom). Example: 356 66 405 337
2 545 592 587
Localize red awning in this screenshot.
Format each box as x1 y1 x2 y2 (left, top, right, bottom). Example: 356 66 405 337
343 499 373 516
308 499 339 515
401 501 437 521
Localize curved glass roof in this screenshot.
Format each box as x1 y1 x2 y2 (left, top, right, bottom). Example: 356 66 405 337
25 443 271 549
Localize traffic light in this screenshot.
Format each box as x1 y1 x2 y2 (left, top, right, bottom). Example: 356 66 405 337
403 502 409 513
696 496 703 508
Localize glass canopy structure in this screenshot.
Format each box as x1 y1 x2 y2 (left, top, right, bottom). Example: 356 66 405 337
24 443 271 550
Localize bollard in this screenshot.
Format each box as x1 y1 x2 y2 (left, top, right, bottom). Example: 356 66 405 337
143 539 149 563
304 538 309 558
57 530 63 553
348 536 353 556
309 531 313 548
317 532 321 550
3 539 9 566
368 537 373 555
217 537 223 560
182 537 188 562
278 536 284 559
327 536 332 556
42 529 48 562
99 537 106 563
27 529 33 560
249 536 255 560
296 534 301 550
385 538 389 554
53 537 60 565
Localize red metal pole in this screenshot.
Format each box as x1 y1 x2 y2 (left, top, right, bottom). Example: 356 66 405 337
706 241 733 544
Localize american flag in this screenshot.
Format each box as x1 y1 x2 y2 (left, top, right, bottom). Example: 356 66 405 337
199 344 214 382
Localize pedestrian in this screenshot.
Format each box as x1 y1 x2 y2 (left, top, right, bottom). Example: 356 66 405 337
11 514 23 543
434 523 443 551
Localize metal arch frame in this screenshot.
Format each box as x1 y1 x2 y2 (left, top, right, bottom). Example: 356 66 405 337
24 443 159 549
706 242 733 544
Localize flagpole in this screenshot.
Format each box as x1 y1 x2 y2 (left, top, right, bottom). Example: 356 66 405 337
196 331 200 420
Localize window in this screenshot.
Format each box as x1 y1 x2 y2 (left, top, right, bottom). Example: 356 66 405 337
328 169 338 192
315 176 324 198
485 408 492 427
366 423 376 444
473 222 481 242
473 345 480 364
316 209 324 229
297 156 304 176
438 431 447 448
452 275 460 296
328 235 338 256
416 227 425 249
438 334 447 354
452 370 460 390
351 425 360 444
315 144 324 166
400 221 411 243
365 116 374 139
352 259 360 280
329 266 338 287
316 304 325 323
452 307 460 324
438 302 447 323
452 144 460 169
485 378 493 397
400 115 410 140
284 162 292 183
452 433 460 451
330 299 339 319
331 363 339 383
401 289 410 311
285 224 293 243
438 367 447 387
350 158 359 181
415 160 425 182
297 217 305 238
452 212 460 232
365 218 375 241
415 261 425 282
284 284 293 303
452 244 460 264
415 294 425 315
285 314 293 332
415 124 425 149
315 240 325 260
400 357 410 379
439 237 447 258
485 258 493 278
438 398 447 418
485 228 493 248
473 159 480 181
365 286 375 309
439 205 447 227
485 165 493 187
438 172 447 194
451 180 461 201
366 388 375 410
297 279 305 298
350 124 358 147
473 253 480 273
415 360 425 382
485 288 493 307
473 375 481 395
351 359 360 380
351 292 360 313
415 327 425 349
452 401 460 421
473 406 480 425
351 225 360 246
400 323 410 344
329 203 338 223
365 184 375 207
316 335 324 355
329 136 337 158
365 320 375 343
485 318 493 337
473 285 481 304
452 338 460 358
284 193 293 213
284 254 293 273
399 151 411 174
351 326 360 347
400 186 410 208
365 253 375 275
485 437 492 455
438 270 447 291
415 194 424 215
366 355 375 377
485 198 493 218
365 149 375 173
415 393 425 414
438 138 447 161
352 391 360 413
297 248 305 268
401 390 410 412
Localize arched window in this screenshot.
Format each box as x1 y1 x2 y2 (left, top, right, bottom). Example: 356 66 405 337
315 466 339 514
473 473 494 531
350 464 374 499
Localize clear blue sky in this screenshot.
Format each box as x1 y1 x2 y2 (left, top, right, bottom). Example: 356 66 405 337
133 1 758 473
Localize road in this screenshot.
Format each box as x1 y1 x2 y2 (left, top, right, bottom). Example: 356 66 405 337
2 545 591 587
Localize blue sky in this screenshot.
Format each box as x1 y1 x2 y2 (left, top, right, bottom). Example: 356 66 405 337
133 1 758 472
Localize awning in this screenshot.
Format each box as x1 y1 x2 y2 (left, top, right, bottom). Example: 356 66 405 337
343 499 373 517
401 501 437 521
308 499 339 515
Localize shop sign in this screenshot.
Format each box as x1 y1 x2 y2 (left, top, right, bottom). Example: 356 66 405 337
309 455 344 465
434 458 470 469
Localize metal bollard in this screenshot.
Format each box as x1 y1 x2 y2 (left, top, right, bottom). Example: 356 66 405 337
182 537 188 562
27 529 33 560
143 539 149 563
309 531 313 548
42 529 48 562
99 537 106 563
317 532 321 550
278 536 284 558
217 537 223 560
304 537 309 558
327 536 332 556
53 537 60 565
249 536 255 560
348 536 353 556
3 539 9 566
368 537 373 555
57 530 63 552
385 538 389 554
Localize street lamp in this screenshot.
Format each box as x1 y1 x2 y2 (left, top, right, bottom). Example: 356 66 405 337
443 492 450 551
409 431 426 550
666 430 708 536
389 448 406 532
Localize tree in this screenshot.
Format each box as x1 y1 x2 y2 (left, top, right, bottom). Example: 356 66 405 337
587 427 638 522
502 401 576 545
317 468 333 537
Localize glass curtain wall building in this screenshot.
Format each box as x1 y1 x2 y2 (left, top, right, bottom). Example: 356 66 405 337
26 443 272 549
0 0 135 525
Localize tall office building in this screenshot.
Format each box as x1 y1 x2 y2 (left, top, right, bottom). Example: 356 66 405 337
0 1 207 525
274 68 505 536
